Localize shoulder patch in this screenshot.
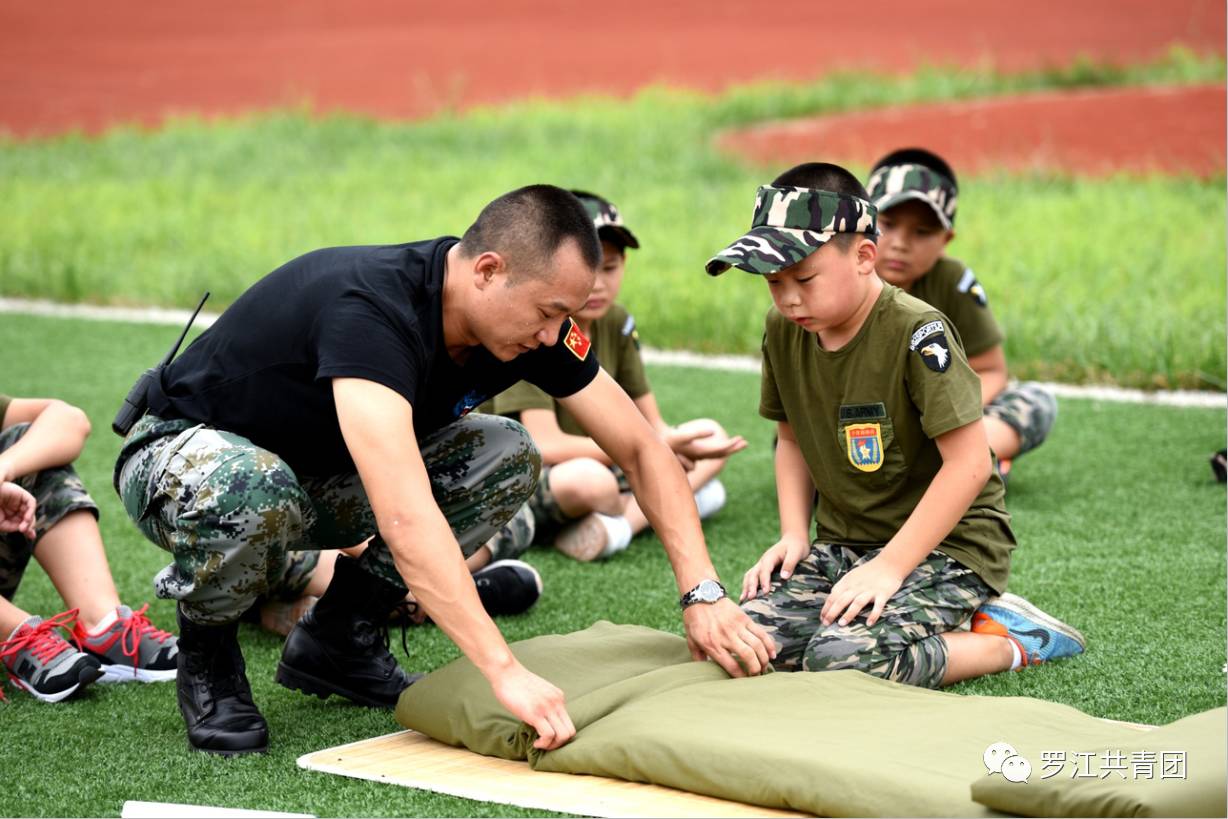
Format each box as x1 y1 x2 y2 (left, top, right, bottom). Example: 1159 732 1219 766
562 319 591 361
916 334 951 373
909 320 946 351
621 313 641 349
955 267 989 307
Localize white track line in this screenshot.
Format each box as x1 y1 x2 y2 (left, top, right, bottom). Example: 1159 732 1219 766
2 297 1223 409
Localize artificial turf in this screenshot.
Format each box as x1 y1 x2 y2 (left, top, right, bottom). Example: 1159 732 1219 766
0 312 1223 817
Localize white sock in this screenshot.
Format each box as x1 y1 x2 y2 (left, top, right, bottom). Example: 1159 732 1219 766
693 478 727 521
1008 639 1023 670
596 514 633 558
88 608 120 635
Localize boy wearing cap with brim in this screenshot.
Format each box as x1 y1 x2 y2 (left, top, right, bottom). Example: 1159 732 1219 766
715 162 1084 687
866 148 1057 484
487 191 745 562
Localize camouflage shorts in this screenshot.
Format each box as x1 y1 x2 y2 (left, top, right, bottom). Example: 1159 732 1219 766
985 382 1058 455
114 412 540 624
741 543 991 689
0 423 100 601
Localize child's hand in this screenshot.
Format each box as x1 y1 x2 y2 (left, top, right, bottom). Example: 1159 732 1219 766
667 426 748 463
740 534 810 601
0 481 36 539
821 559 905 628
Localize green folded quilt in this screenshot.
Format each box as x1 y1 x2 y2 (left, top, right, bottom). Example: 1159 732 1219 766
396 622 1225 817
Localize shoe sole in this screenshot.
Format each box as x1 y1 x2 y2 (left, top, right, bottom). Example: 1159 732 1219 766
274 661 406 709
14 662 103 703
553 516 608 562
188 738 268 757
96 664 178 684
991 592 1087 648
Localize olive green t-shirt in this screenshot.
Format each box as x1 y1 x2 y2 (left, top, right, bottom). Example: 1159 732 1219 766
909 256 1004 358
0 395 10 427
759 284 1014 593
488 305 651 435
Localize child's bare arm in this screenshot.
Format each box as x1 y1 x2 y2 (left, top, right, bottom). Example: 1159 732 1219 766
820 418 992 627
0 398 92 482
966 345 1009 406
518 407 614 466
742 421 814 600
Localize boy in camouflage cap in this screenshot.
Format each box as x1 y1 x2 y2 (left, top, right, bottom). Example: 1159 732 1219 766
866 148 1057 484
711 163 1084 688
486 190 745 561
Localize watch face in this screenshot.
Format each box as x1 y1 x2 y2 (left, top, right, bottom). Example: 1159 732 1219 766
697 579 724 602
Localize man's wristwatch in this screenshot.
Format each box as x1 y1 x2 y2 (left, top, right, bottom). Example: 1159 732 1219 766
679 579 727 609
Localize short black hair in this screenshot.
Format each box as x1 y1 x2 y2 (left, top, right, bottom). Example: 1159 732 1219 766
459 185 601 277
871 148 958 190
771 162 874 250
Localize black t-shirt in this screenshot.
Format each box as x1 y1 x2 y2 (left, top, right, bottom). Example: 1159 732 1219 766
147 237 600 475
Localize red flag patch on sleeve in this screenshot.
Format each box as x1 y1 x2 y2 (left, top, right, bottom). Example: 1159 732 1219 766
562 320 591 361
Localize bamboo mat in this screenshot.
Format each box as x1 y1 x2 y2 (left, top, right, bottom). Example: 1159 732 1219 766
298 729 810 818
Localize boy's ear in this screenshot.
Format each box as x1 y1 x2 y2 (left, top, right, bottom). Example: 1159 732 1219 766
856 236 878 274
944 229 956 247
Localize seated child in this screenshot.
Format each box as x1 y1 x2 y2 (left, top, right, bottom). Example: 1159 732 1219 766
0 394 177 702
865 148 1058 483
707 163 1083 687
488 190 745 562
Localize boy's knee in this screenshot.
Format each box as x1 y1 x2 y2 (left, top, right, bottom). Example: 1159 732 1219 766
548 458 621 517
801 624 877 673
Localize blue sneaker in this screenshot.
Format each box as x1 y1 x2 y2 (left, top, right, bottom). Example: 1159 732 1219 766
973 593 1086 666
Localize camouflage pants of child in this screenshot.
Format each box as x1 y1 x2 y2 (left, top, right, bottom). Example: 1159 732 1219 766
741 543 992 689
0 423 100 601
985 382 1058 455
114 412 540 625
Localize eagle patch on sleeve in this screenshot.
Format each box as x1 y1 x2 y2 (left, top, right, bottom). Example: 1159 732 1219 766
909 319 951 373
621 313 641 349
956 267 989 307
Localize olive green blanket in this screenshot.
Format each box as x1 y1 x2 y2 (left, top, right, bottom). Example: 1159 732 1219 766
395 622 1225 817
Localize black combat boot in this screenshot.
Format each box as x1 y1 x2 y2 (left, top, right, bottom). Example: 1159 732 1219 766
275 556 420 707
176 609 269 756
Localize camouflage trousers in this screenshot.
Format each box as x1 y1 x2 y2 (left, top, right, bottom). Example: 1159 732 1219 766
985 382 1058 456
0 423 101 601
114 412 540 625
741 543 991 689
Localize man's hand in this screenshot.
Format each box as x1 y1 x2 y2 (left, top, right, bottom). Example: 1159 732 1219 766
0 482 35 539
740 534 810 601
490 662 576 751
666 426 747 464
820 558 906 628
682 597 776 677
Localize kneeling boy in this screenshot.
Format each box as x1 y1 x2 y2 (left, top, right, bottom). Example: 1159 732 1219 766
708 164 1083 688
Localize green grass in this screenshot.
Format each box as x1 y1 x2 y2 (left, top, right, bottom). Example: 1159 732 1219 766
0 313 1224 817
1 50 1224 388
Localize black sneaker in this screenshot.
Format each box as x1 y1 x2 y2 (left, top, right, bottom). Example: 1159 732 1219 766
474 559 543 617
1211 449 1227 483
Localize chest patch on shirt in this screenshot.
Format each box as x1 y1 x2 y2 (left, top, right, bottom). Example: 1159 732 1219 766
562 320 591 361
845 423 884 472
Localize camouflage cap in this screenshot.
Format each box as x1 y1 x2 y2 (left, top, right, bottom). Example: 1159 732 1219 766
705 186 878 276
865 162 958 229
570 189 640 250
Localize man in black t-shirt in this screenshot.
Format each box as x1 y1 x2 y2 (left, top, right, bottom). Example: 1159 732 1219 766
114 185 775 756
